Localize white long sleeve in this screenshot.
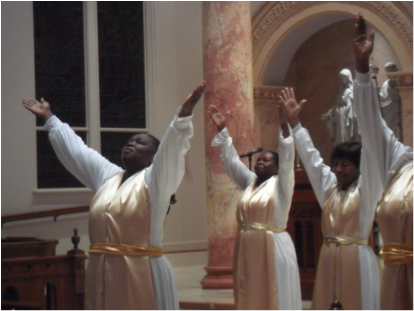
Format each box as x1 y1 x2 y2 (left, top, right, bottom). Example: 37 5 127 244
211 127 256 190
292 123 337 207
146 107 194 246
353 71 413 189
45 116 123 193
274 129 295 226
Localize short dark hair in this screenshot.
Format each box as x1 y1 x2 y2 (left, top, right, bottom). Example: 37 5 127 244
267 151 279 166
331 141 362 169
145 133 160 153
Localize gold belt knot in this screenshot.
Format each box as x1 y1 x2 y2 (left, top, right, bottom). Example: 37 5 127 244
239 222 285 233
324 236 368 246
382 243 413 266
89 243 163 257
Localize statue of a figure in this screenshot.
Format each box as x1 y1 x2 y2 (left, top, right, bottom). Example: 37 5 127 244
321 69 360 145
379 62 401 140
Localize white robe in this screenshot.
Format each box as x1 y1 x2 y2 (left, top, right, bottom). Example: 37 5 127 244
354 71 413 310
45 108 194 309
212 127 302 310
292 122 380 309
354 72 412 189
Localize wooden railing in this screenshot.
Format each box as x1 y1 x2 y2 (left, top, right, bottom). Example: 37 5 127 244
1 206 89 226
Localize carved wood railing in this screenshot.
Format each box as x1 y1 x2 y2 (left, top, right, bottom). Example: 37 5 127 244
1 206 89 226
2 229 86 310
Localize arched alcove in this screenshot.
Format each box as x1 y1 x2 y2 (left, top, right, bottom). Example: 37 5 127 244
252 1 412 160
253 1 412 85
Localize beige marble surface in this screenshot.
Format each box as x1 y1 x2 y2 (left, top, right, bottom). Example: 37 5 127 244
167 251 311 309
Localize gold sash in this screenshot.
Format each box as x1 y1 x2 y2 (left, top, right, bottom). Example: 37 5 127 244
89 243 163 257
324 235 368 246
382 243 413 266
239 222 285 233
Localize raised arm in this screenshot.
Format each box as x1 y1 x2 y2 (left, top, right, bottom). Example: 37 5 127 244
208 105 256 190
22 98 122 192
147 81 207 204
276 104 295 212
279 88 337 206
353 13 412 188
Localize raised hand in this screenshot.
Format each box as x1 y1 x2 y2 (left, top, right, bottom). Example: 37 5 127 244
179 81 207 117
278 88 307 128
22 98 53 123
207 104 229 132
354 13 374 73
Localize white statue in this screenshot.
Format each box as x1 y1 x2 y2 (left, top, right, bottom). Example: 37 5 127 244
321 69 360 145
379 62 401 140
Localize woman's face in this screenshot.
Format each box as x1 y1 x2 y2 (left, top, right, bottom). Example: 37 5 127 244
254 152 278 181
121 134 157 170
332 157 360 190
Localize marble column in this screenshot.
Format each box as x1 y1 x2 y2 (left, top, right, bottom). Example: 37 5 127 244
389 71 413 147
202 2 254 289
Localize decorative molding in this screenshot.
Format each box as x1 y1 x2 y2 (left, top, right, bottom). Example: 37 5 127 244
252 1 297 50
254 86 285 101
388 71 413 87
252 1 413 52
368 1 413 50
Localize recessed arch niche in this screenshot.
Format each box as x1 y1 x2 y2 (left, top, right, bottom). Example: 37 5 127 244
252 1 412 160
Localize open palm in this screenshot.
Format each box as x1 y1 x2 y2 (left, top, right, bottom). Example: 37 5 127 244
207 105 229 132
279 88 306 119
354 13 374 73
22 98 53 122
354 13 374 61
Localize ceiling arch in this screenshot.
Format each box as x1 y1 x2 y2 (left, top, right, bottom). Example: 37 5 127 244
252 1 413 85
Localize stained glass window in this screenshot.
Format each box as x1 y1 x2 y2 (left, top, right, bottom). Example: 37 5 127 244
37 131 86 188
33 2 86 127
97 2 146 129
34 2 146 189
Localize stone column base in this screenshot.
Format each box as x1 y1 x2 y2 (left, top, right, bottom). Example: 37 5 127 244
200 265 233 289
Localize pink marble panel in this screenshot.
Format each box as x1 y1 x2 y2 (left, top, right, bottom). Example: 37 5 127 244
202 2 254 281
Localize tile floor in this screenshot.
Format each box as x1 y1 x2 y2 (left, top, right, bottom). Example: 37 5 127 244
168 251 311 310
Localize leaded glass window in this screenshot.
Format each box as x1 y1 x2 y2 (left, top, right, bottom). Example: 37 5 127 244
37 131 86 188
97 2 146 129
33 2 147 189
33 2 86 127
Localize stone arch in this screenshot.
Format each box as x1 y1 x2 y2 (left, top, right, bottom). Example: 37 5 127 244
252 1 413 85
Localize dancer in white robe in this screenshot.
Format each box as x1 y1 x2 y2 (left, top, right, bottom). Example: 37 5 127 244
279 88 380 310
22 81 206 310
353 13 412 309
208 104 301 310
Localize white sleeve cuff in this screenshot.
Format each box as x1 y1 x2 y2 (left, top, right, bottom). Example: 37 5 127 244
279 125 293 143
355 71 372 84
44 115 63 132
291 122 303 135
211 127 230 146
173 106 193 130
